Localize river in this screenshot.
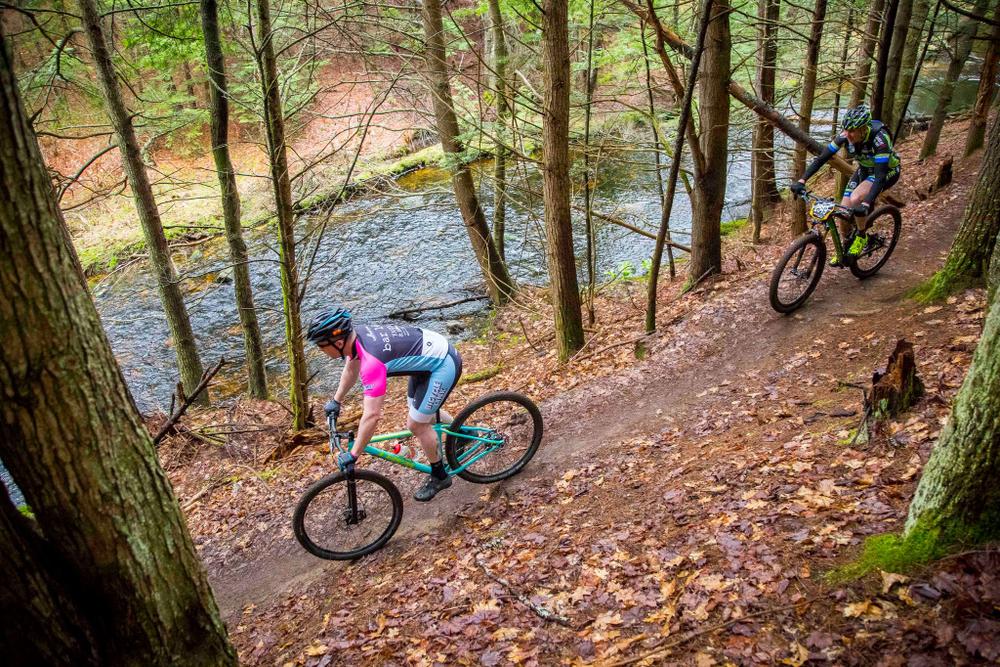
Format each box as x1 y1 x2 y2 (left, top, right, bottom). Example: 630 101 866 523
92 140 757 414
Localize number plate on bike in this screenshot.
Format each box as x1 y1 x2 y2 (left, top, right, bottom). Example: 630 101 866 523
810 200 836 221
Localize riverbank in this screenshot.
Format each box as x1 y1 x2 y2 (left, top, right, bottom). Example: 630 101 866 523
70 99 710 278
77 141 451 276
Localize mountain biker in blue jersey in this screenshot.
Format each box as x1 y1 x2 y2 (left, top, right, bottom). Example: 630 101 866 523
307 308 463 502
790 104 902 265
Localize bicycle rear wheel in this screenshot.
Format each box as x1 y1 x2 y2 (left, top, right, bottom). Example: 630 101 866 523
769 233 826 314
850 205 901 278
293 469 403 560
445 392 543 484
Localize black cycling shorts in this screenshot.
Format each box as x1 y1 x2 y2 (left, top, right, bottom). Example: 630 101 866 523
844 166 901 198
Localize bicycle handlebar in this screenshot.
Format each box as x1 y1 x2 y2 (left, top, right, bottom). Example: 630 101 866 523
796 188 853 216
326 415 354 452
795 187 820 202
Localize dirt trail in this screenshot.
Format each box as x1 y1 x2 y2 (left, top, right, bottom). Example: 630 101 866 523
208 154 969 620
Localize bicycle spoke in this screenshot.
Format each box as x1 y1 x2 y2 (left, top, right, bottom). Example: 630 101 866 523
299 476 396 555
778 244 819 303
455 409 531 476
446 393 542 483
855 215 896 272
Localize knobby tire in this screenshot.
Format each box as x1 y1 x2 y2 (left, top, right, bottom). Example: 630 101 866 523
293 469 403 560
769 233 827 314
850 205 902 279
445 391 543 484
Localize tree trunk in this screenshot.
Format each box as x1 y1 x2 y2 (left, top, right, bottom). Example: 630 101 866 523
642 22 675 275
0 486 97 666
895 0 943 140
0 30 236 664
873 0 902 120
850 0 885 108
791 0 828 236
487 0 509 261
582 1 599 324
643 0 706 175
881 0 913 129
77 0 207 404
904 280 1000 547
919 0 989 159
964 1 1000 155
988 228 1000 305
688 0 730 280
831 4 855 183
182 59 198 109
200 0 268 399
542 0 584 360
255 0 308 429
927 111 1000 294
830 5 854 131
422 0 514 307
751 0 781 243
646 0 714 332
893 0 933 125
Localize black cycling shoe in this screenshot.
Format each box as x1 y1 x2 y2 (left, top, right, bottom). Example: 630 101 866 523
414 475 452 502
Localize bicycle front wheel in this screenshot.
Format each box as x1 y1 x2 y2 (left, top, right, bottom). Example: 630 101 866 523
769 233 826 314
850 205 901 278
445 392 543 484
293 469 403 560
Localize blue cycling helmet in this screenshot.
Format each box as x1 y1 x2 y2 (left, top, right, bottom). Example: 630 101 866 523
842 104 872 131
307 307 353 347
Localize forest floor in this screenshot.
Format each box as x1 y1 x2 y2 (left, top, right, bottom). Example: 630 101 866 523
161 117 1000 666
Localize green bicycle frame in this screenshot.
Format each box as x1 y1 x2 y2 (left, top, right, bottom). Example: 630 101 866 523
813 212 852 262
330 423 504 476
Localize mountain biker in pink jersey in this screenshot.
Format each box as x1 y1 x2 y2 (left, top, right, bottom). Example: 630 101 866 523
307 308 463 501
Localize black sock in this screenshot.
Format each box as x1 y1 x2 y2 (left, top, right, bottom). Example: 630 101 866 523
430 460 447 480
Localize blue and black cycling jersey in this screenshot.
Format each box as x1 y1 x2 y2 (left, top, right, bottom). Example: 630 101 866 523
802 120 901 205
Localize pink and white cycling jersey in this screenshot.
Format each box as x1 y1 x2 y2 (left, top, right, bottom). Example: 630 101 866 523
353 324 450 398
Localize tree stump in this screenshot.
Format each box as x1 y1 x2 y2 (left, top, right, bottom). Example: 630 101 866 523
861 340 924 444
915 156 954 200
853 340 924 445
933 156 953 191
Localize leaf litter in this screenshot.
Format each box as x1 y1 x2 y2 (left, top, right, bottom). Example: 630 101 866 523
153 118 1000 665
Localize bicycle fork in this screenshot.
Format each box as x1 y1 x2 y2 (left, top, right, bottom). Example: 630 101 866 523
343 475 366 525
790 232 823 278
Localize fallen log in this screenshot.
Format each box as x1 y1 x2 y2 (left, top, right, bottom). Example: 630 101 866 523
574 205 692 252
153 358 226 446
386 295 490 320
